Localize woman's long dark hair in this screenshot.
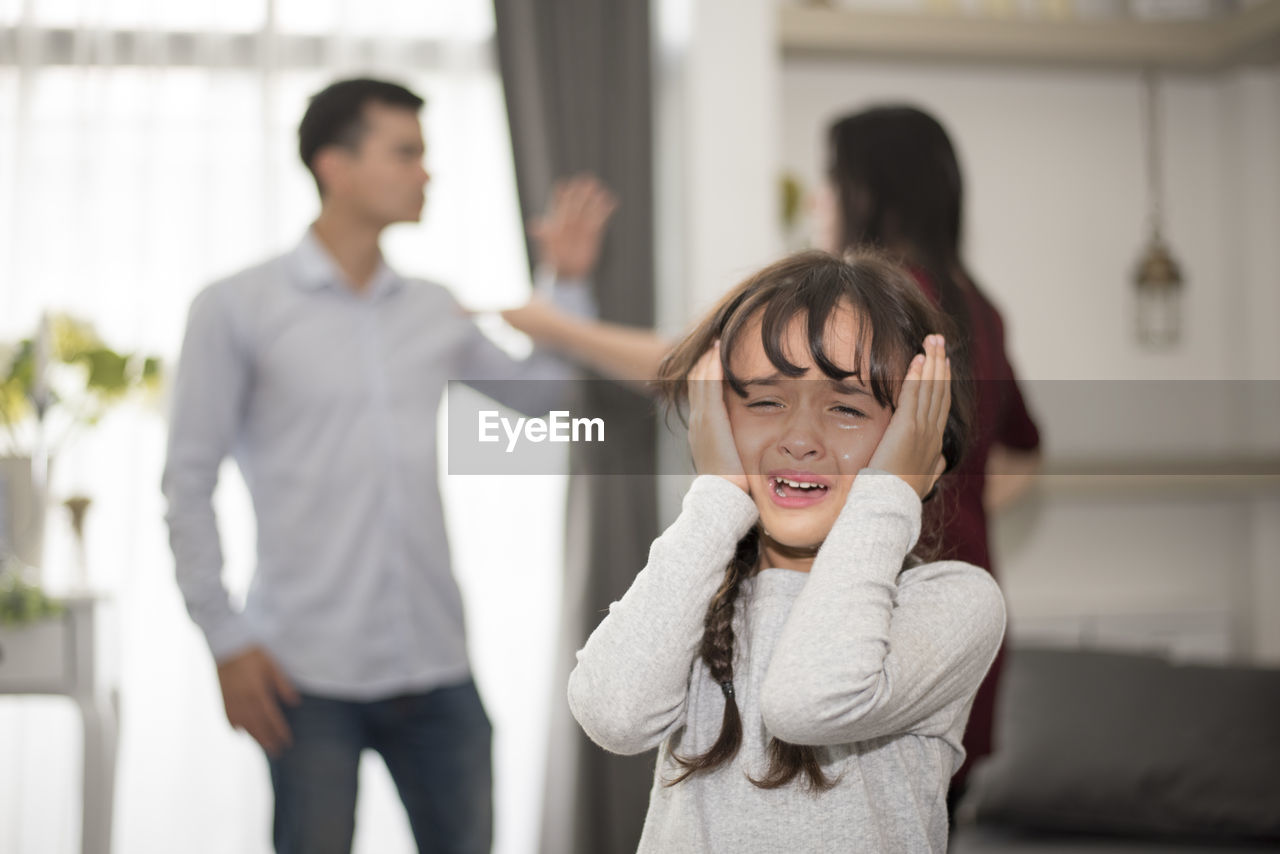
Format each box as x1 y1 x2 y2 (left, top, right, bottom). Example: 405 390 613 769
827 106 975 350
655 250 972 790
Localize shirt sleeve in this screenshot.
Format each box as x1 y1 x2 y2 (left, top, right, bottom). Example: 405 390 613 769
533 266 597 317
160 283 257 662
759 471 1007 746
453 274 598 417
567 476 759 756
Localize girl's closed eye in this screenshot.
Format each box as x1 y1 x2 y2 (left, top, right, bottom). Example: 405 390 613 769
831 404 868 419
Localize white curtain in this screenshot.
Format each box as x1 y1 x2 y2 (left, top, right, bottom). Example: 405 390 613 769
0 2 565 853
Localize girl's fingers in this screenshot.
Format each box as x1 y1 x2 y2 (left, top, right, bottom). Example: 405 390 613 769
923 335 946 427
916 336 933 421
688 345 708 382
687 342 723 415
936 356 952 433
873 335 952 497
685 341 747 490
926 335 945 419
689 342 717 383
918 336 951 473
898 352 924 414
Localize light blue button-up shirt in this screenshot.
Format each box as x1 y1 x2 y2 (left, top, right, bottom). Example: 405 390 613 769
163 229 589 699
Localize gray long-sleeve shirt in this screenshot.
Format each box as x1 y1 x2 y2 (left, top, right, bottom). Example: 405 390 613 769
163 229 589 699
568 473 1006 853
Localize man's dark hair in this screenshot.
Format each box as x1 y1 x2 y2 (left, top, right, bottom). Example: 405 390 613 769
298 77 425 196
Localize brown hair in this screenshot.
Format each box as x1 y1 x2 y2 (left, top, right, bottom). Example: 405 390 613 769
656 250 972 791
298 77 424 197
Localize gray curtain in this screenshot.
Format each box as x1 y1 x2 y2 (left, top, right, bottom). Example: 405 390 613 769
491 3 659 854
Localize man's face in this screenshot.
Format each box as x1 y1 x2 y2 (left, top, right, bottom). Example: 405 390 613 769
325 102 430 226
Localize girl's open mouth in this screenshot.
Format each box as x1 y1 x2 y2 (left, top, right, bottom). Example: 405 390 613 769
767 475 830 508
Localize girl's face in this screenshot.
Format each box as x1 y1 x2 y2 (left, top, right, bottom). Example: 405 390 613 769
724 305 895 571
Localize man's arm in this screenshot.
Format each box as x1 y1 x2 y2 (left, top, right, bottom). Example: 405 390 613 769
455 174 624 413
161 284 298 756
501 300 671 383
501 173 670 383
162 284 257 660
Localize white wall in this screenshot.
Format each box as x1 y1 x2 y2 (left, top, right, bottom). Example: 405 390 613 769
781 61 1277 382
679 0 783 319
778 57 1280 661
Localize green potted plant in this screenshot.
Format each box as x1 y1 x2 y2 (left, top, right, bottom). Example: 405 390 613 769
0 313 162 576
0 555 63 626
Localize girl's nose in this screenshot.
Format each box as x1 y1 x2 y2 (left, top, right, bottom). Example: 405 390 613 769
781 440 819 460
779 414 823 461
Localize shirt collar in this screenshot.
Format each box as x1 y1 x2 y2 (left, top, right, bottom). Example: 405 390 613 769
288 227 404 298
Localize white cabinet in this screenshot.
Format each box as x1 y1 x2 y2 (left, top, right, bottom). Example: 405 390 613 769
0 616 69 689
0 596 118 854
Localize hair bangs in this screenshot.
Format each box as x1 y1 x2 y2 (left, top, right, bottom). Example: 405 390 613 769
720 261 909 413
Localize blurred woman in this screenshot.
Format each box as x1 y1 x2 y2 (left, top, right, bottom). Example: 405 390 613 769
818 105 1040 801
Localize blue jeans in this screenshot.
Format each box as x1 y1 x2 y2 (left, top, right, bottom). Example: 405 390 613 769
267 679 493 854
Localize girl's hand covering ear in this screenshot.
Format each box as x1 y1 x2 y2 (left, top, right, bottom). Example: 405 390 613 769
688 342 750 494
867 334 952 499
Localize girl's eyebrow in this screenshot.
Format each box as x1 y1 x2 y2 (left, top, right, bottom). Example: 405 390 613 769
740 373 871 397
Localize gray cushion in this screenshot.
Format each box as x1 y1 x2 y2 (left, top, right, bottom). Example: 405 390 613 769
961 647 1280 842
949 825 1280 853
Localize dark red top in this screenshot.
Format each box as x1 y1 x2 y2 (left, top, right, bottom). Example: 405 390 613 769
911 269 1040 790
913 270 1041 575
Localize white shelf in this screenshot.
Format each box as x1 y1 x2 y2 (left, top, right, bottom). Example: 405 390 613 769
1033 455 1280 496
779 2 1280 68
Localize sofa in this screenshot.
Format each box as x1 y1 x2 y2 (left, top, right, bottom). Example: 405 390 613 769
948 646 1280 853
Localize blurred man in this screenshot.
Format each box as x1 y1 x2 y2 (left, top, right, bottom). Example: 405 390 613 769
162 78 614 854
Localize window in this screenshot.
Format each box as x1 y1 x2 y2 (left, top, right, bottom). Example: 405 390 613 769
1 4 561 852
